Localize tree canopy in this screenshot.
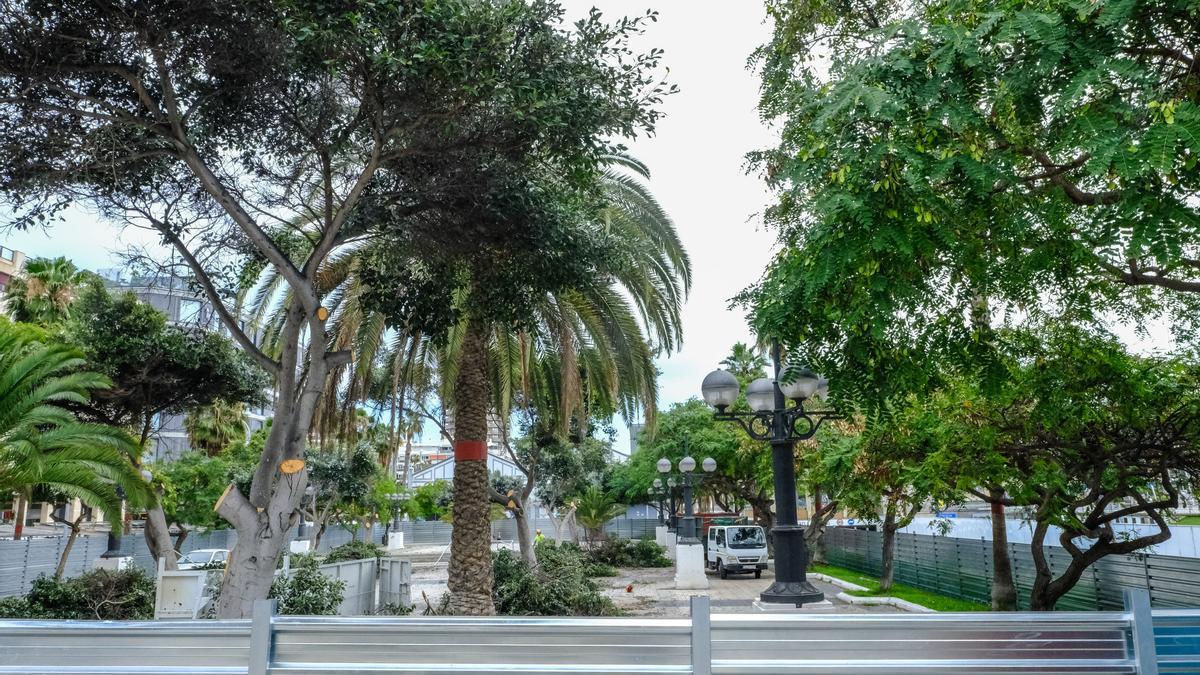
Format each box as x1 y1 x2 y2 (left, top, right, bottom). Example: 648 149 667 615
66 281 268 449
745 0 1200 403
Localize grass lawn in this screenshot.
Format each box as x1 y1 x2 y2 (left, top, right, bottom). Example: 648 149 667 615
809 563 990 612
1174 515 1200 526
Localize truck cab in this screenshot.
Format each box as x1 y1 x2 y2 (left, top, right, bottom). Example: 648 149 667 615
706 525 768 579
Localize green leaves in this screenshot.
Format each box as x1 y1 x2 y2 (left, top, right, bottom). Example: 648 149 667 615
746 0 1200 409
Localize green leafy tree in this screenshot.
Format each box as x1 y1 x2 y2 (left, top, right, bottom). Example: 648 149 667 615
795 419 873 566
65 281 267 570
745 0 1200 405
613 399 777 529
4 257 90 327
153 432 264 551
305 442 383 548
0 321 149 572
923 324 1200 610
400 480 453 522
0 0 668 618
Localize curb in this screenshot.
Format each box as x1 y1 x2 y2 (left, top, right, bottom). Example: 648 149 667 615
808 572 868 592
835 591 935 613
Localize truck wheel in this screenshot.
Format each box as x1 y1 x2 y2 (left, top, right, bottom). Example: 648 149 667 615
755 570 762 579
718 561 728 579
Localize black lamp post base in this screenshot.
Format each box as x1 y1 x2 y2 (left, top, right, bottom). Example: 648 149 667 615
760 580 825 607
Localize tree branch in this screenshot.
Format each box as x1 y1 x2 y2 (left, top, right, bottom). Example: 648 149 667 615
156 224 281 375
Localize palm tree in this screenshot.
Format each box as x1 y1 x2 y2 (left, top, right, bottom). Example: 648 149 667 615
238 153 690 612
574 486 625 547
184 399 248 456
720 342 768 382
4 257 89 326
0 322 149 571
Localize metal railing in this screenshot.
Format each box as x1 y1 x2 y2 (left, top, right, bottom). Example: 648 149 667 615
0 590 1188 674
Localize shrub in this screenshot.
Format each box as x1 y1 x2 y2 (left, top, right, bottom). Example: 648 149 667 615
584 562 619 577
587 538 671 568
491 541 618 616
374 602 414 616
270 554 345 615
324 540 383 563
0 569 156 620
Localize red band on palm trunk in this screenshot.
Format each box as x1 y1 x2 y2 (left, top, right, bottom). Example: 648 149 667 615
454 440 487 461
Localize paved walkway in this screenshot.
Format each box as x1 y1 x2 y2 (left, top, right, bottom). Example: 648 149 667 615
404 543 903 616
596 566 902 616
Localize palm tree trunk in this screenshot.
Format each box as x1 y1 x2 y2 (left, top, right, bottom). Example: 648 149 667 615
447 317 495 615
12 492 27 540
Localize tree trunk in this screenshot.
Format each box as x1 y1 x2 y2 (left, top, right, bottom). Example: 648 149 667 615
515 506 535 566
988 491 1017 611
55 522 82 579
804 499 838 567
549 505 576 544
174 527 189 553
880 502 898 592
447 318 495 615
313 521 327 551
144 501 178 571
142 487 177 566
215 474 305 618
1029 517 1054 610
12 493 27 540
401 436 414 487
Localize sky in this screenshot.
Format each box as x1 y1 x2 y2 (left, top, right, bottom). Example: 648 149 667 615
2 2 780 456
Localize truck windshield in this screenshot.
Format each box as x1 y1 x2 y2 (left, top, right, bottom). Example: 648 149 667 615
728 527 765 549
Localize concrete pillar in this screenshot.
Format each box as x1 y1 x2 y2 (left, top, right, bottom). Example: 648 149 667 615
664 531 678 560
674 543 709 590
655 525 667 548
387 532 405 551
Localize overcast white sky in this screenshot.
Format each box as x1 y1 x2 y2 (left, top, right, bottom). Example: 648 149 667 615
3 2 778 454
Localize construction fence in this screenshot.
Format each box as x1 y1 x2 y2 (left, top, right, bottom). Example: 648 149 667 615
823 526 1200 610
0 516 658 597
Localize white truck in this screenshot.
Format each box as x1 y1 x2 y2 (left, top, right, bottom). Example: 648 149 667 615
705 524 768 579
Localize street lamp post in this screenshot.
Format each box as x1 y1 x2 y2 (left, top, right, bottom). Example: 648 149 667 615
666 475 679 532
658 444 717 590
650 480 667 525
658 435 716 544
701 338 838 607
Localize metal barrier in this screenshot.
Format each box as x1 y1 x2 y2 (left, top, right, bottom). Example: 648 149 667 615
1153 608 1200 674
378 558 412 609
1 590 1189 674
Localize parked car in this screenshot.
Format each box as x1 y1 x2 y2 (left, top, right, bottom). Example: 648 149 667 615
177 548 229 570
705 525 768 579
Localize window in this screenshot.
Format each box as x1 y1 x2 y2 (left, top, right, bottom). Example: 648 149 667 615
729 527 766 549
214 551 227 562
716 530 726 546
178 298 202 324
708 529 716 542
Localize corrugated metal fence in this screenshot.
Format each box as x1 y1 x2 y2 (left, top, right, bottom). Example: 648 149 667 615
0 517 658 597
824 526 1200 610
0 591 1194 674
